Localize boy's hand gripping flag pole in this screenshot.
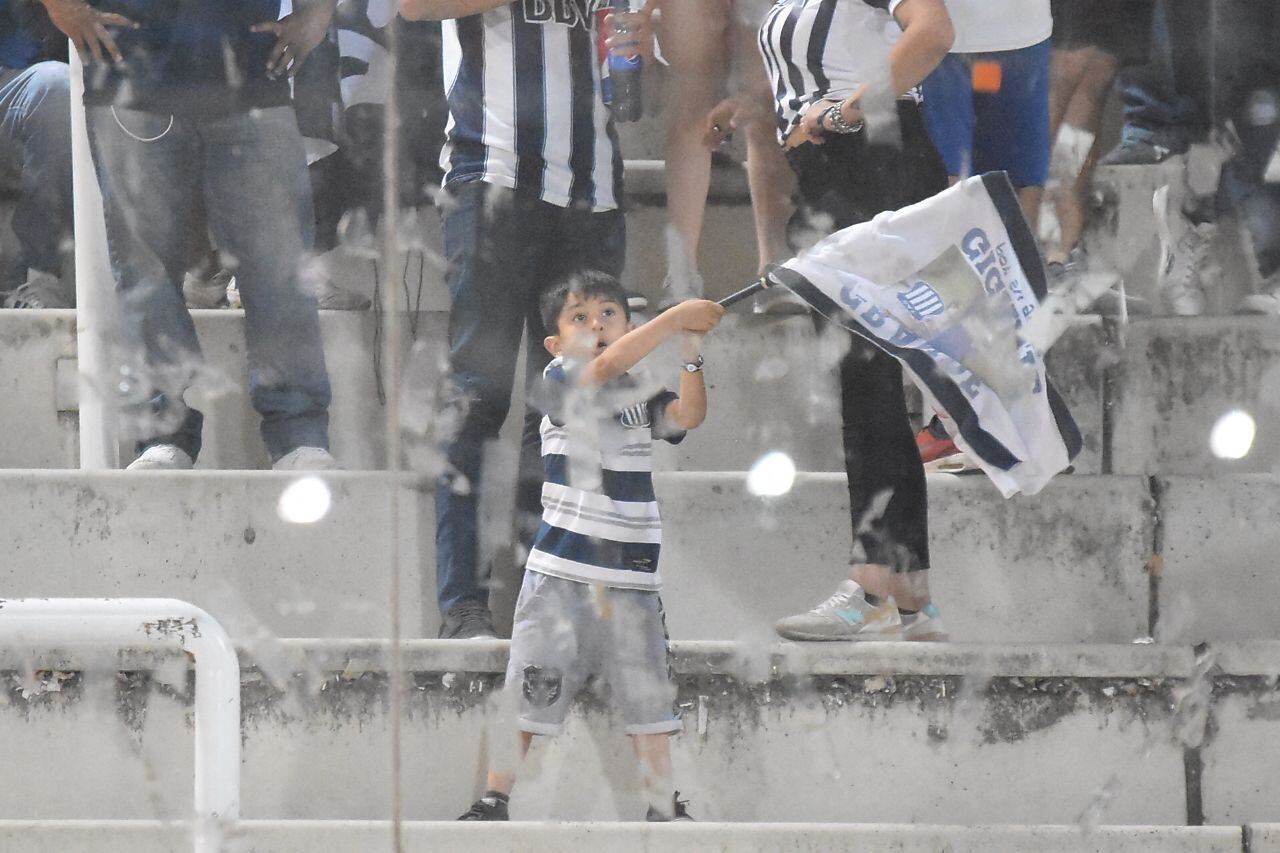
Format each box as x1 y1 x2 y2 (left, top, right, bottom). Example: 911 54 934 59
718 172 1083 498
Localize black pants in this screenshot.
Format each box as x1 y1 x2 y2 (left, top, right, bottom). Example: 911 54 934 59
785 102 948 573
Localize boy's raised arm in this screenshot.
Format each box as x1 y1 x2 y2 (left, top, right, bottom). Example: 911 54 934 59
400 0 510 21
579 300 724 388
663 335 708 430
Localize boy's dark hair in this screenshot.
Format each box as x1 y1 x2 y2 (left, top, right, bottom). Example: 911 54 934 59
539 270 631 332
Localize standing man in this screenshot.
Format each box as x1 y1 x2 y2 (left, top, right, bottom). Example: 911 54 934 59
400 0 655 638
41 0 340 470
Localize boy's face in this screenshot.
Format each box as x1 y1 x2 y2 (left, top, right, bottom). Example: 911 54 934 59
545 293 631 360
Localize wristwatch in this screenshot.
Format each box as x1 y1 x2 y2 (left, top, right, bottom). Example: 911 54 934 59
683 355 704 373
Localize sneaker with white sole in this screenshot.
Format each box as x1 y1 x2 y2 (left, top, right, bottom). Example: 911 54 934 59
1154 185 1214 316
900 603 949 642
751 287 810 316
183 269 235 309
316 281 371 311
1239 290 1280 314
127 444 195 470
3 271 75 309
774 580 902 641
273 447 340 471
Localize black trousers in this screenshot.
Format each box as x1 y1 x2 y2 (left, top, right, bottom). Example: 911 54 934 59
785 102 948 573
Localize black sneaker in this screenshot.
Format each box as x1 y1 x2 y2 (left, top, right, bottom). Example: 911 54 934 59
1099 138 1181 167
458 791 509 821
645 791 694 822
438 601 497 639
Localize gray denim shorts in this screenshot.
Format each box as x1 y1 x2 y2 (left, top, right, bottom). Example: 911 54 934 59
506 571 680 736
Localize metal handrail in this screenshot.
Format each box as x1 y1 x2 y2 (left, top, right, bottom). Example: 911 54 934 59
0 598 240 852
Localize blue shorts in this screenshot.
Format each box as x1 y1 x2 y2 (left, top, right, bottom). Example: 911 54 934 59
921 39 1051 188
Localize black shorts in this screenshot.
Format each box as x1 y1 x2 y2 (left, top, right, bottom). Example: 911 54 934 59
1051 0 1156 66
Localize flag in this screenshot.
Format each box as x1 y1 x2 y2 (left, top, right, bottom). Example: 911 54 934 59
769 172 1082 497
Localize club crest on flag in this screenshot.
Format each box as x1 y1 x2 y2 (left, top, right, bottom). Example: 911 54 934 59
898 280 946 322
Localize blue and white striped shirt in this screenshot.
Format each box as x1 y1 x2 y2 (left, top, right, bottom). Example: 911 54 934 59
526 357 684 591
441 0 624 211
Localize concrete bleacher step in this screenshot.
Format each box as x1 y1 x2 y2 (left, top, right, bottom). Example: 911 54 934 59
0 821 1254 852
2 640 1277 826
2 310 1276 475
3 469 1279 644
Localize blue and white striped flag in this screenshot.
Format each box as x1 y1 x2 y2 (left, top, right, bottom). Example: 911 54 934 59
770 172 1082 497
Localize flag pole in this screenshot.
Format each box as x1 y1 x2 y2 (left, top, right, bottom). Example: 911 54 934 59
717 264 782 308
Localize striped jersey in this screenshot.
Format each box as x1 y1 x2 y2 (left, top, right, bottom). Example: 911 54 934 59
526 357 685 591
757 0 909 142
441 1 624 212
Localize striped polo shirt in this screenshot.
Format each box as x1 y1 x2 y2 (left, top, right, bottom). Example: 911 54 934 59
525 357 684 591
757 0 913 143
441 0 624 211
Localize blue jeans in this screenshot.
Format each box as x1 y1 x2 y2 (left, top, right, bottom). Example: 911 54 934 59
0 62 73 283
1115 0 1207 151
87 105 332 462
435 181 625 615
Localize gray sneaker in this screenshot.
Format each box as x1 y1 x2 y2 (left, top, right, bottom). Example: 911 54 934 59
774 580 902 641
439 601 497 639
3 271 75 309
183 269 234 309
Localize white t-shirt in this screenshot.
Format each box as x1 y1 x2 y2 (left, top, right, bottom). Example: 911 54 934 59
943 0 1052 53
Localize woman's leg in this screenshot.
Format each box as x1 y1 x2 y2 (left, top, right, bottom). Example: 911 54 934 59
658 0 732 297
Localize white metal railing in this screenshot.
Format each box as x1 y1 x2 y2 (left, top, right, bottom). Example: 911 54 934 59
0 598 240 852
68 50 122 470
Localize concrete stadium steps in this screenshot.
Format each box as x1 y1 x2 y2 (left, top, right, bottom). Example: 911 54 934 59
0 821 1255 853
3 470 1278 643
1 641 1277 826
2 310 1277 475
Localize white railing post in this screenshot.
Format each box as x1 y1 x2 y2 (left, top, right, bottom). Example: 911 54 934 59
68 48 121 469
0 599 240 851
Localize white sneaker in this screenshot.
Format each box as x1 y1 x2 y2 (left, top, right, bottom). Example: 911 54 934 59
127 444 195 470
1153 185 1213 316
1239 291 1280 314
273 446 340 471
774 580 902 641
183 269 235 309
3 271 74 309
316 280 371 311
657 271 705 312
751 287 810 316
900 603 949 642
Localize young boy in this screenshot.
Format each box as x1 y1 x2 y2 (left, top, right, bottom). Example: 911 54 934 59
457 270 724 822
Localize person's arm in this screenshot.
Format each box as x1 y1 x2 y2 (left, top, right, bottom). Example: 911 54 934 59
251 0 339 79
664 334 708 430
885 0 954 95
400 0 510 21
787 0 953 149
579 299 724 387
39 0 137 64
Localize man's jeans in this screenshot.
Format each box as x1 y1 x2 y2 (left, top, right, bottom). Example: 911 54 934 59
435 181 625 615
0 62 73 284
87 105 332 462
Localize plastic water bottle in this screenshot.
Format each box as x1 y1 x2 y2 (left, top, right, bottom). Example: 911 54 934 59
600 0 642 122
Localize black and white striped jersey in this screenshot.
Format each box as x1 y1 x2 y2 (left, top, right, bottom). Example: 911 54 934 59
442 1 623 212
756 0 909 142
